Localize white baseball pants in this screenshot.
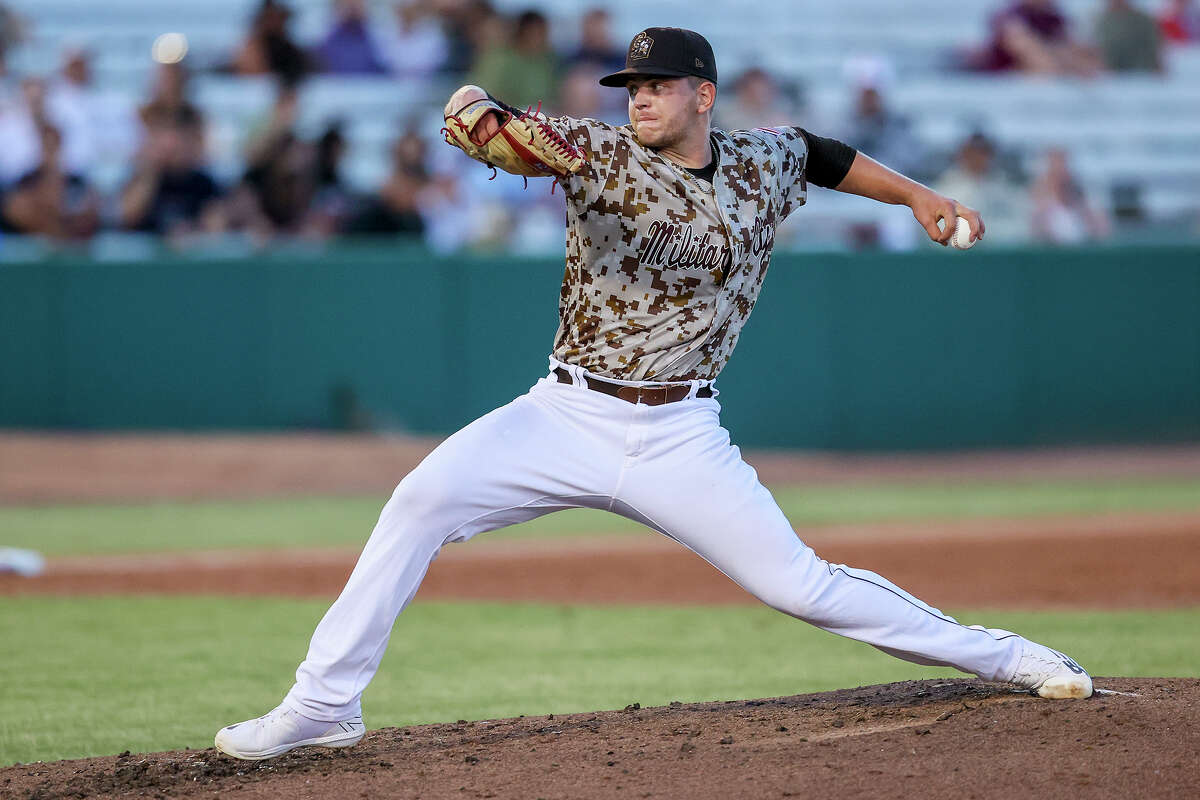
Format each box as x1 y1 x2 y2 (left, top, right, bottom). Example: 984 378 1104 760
284 364 1024 721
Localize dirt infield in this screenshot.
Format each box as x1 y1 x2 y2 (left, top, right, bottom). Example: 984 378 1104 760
3 435 1198 797
4 433 1199 607
4 678 1196 800
6 510 1200 608
3 433 1199 504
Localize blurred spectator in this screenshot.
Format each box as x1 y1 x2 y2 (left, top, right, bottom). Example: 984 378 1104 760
350 128 429 235
716 67 798 130
468 9 559 109
314 0 390 75
1030 147 1110 245
971 0 1102 76
394 125 430 176
240 85 315 235
1159 0 1200 42
506 182 568 254
561 8 626 119
0 4 24 74
231 0 310 83
558 63 620 121
0 76 48 184
836 57 928 181
1095 0 1164 72
306 122 359 236
380 0 449 78
565 9 624 74
441 0 500 75
217 182 275 242
0 0 1196 253
417 171 491 252
45 47 100 174
932 131 1028 244
139 62 202 129
0 123 100 242
46 46 137 178
119 115 222 237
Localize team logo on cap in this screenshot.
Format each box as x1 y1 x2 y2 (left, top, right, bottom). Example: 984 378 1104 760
629 32 653 60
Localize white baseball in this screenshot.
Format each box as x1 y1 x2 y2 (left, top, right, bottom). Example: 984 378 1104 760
151 32 189 65
950 216 975 250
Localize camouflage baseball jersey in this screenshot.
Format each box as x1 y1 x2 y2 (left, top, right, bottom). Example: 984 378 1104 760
545 117 809 382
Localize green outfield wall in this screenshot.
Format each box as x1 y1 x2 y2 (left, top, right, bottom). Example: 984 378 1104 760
2 244 1197 450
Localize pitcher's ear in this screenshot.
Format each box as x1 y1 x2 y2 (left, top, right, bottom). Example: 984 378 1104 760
697 80 716 114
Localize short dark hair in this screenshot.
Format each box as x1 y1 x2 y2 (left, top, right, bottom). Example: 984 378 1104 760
515 9 547 33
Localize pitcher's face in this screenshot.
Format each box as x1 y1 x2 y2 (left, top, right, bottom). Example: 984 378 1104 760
627 76 706 150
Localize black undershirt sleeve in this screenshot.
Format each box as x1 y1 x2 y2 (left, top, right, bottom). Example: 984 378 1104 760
799 129 857 189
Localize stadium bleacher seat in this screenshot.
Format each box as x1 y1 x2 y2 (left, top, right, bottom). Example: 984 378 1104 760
5 0 1198 239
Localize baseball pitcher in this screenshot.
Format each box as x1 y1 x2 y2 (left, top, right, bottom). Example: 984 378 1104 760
215 27 1092 761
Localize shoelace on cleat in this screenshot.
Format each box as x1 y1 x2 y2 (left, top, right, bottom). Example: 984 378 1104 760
1014 648 1073 687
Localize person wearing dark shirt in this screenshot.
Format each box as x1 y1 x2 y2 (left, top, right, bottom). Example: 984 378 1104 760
314 0 389 74
566 9 625 73
975 0 1101 75
1095 0 1163 72
232 0 309 83
1 123 99 241
238 85 318 235
120 116 221 235
307 122 359 236
562 8 627 119
349 130 428 236
440 0 498 76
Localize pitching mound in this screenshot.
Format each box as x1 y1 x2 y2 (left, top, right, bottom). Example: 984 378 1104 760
5 678 1196 800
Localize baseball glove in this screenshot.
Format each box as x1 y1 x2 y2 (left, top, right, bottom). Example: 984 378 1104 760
442 98 584 179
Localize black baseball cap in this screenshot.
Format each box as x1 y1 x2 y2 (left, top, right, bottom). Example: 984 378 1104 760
598 27 717 87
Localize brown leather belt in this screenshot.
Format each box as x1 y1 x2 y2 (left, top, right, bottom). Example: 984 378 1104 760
554 367 712 405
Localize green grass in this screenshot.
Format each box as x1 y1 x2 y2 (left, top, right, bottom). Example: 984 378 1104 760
2 478 1199 556
769 480 1200 522
1 595 1196 766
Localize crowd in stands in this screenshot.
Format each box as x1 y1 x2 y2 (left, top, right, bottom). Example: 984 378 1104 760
0 0 1195 255
962 0 1187 74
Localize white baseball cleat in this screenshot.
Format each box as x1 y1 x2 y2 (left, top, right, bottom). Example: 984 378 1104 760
1010 640 1093 699
214 704 365 760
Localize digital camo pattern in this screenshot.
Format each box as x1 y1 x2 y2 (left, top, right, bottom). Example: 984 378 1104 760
546 117 808 382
